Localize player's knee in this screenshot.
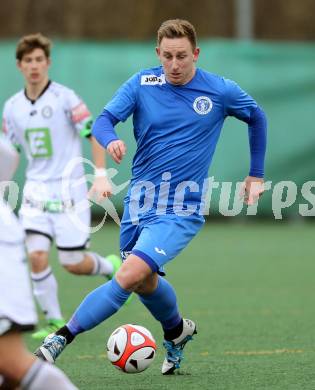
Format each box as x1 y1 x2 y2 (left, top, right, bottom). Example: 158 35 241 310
26 234 51 255
0 332 32 379
116 264 148 291
0 357 19 379
26 234 50 272
0 356 6 372
29 251 49 272
58 250 85 274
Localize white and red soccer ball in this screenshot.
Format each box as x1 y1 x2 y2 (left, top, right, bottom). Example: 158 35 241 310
106 324 156 373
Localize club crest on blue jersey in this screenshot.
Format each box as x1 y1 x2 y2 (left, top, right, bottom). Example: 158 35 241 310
193 96 213 115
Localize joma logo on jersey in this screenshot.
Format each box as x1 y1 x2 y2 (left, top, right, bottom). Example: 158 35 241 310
146 76 159 82
141 74 166 86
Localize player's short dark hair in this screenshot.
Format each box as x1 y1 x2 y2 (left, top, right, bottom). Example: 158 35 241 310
16 33 51 61
157 19 197 50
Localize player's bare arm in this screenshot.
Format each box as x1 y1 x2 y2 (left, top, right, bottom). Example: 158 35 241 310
88 136 113 200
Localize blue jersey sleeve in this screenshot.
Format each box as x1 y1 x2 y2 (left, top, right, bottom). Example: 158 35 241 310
105 73 139 122
92 110 120 148
223 78 267 178
223 79 257 122
247 106 267 178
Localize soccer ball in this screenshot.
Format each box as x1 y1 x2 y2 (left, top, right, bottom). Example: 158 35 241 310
106 324 156 373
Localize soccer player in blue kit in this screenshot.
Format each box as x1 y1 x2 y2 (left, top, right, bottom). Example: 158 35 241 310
36 19 266 375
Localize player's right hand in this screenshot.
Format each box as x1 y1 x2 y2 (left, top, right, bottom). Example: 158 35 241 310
240 176 264 205
107 140 127 164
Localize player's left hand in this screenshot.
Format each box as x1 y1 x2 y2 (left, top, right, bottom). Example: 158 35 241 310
240 176 264 205
88 176 113 202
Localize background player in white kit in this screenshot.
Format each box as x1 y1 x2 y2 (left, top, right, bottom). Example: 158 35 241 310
0 135 77 389
1 33 121 340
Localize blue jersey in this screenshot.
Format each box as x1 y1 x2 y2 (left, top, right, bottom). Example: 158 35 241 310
105 66 258 213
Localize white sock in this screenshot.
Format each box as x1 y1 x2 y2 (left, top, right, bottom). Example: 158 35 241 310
21 359 78 390
31 267 63 320
87 252 114 276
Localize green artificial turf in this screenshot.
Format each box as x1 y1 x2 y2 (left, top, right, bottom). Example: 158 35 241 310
26 220 315 389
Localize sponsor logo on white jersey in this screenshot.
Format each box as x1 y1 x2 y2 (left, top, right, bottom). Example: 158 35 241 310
71 102 91 123
141 74 166 86
193 96 213 115
155 247 166 256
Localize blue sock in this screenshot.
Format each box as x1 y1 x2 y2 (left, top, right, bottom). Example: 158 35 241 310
138 276 182 331
67 278 131 336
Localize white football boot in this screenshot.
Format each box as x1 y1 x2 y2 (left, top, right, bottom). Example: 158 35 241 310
162 318 197 375
34 333 67 363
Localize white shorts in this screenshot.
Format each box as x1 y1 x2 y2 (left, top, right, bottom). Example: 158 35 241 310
20 179 91 250
0 243 37 335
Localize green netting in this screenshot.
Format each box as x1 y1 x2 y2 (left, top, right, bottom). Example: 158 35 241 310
1 39 315 217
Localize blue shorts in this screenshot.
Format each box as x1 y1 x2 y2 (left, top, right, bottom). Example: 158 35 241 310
120 211 204 275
